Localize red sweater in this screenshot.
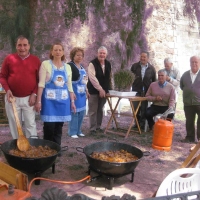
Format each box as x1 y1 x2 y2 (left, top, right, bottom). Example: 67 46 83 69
0 53 41 97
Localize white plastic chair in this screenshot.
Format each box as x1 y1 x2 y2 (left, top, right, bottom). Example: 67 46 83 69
156 168 200 197
117 98 131 117
144 101 152 132
195 160 200 169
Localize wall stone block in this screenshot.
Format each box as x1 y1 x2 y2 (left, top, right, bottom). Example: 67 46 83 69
0 0 200 73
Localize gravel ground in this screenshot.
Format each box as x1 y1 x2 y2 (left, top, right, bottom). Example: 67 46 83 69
0 103 199 199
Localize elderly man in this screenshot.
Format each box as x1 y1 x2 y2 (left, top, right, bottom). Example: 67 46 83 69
0 35 40 139
145 69 175 131
180 56 200 143
87 46 112 134
163 58 180 101
131 51 156 130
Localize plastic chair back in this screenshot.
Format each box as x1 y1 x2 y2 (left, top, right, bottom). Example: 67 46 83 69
156 168 200 197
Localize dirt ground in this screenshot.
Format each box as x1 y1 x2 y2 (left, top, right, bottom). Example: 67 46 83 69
0 104 199 199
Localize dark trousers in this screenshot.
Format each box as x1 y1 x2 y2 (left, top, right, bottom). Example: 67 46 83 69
88 94 106 131
184 105 200 141
43 122 64 145
145 105 174 129
133 94 148 127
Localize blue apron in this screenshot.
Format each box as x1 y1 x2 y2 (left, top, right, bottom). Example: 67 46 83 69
40 60 71 122
71 63 87 112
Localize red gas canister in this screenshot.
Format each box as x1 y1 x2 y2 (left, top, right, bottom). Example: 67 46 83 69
152 118 174 151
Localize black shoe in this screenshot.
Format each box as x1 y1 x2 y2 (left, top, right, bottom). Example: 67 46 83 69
181 138 194 143
90 130 96 134
132 124 144 130
140 126 145 131
57 152 62 157
96 128 104 133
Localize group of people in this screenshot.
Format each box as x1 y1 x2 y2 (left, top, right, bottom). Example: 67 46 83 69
131 53 177 131
0 35 112 147
0 35 199 147
131 52 200 143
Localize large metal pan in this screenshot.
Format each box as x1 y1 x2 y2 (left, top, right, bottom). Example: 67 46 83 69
76 141 149 177
1 138 61 174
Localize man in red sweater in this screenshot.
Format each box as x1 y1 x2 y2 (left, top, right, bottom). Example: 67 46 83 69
0 35 41 139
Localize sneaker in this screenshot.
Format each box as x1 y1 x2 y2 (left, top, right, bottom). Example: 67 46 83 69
71 135 79 138
78 133 85 137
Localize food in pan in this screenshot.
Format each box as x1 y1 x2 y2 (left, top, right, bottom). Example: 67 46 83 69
9 145 57 158
90 149 138 163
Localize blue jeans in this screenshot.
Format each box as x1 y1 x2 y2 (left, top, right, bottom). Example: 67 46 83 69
68 110 85 136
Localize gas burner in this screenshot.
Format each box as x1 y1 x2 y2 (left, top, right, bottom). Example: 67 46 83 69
88 166 134 190
33 163 55 185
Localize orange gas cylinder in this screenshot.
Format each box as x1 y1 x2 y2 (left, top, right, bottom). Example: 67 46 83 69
152 118 174 151
0 185 31 200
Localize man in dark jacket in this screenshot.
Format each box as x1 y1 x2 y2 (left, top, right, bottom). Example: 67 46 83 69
131 51 156 130
87 46 112 134
180 55 200 142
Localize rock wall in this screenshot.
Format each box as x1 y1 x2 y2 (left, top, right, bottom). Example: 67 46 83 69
0 0 200 75
146 0 200 74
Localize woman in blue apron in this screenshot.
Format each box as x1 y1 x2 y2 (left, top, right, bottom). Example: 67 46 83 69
35 43 76 145
68 47 89 138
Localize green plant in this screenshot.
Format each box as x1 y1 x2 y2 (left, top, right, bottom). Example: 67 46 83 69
114 69 135 91
64 0 88 27
0 0 32 52
114 0 149 68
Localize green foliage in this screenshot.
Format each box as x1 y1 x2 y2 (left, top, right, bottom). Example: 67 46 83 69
64 0 105 27
0 1 16 38
114 69 135 91
116 1 146 68
91 0 104 14
115 43 121 55
120 30 128 41
183 0 200 25
121 60 126 69
125 0 146 61
0 0 32 51
0 13 15 38
64 0 88 27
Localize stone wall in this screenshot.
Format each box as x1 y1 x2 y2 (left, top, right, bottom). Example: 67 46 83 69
146 0 200 74
0 0 200 75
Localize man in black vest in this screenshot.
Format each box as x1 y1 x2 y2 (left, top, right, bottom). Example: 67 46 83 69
87 46 112 134
180 56 200 143
131 51 156 130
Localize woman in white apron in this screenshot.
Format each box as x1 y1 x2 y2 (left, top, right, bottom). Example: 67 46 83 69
35 43 76 145
68 47 89 138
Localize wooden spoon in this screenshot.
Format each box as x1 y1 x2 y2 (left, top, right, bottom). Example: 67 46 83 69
10 97 30 151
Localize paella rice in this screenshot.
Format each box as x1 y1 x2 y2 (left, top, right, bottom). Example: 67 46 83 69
90 149 138 163
9 145 57 158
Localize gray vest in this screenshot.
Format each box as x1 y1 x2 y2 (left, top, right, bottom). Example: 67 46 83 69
180 70 200 106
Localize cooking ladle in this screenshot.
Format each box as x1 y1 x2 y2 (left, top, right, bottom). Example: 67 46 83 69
10 97 30 151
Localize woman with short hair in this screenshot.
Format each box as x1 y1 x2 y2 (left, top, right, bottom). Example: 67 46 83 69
68 47 89 138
